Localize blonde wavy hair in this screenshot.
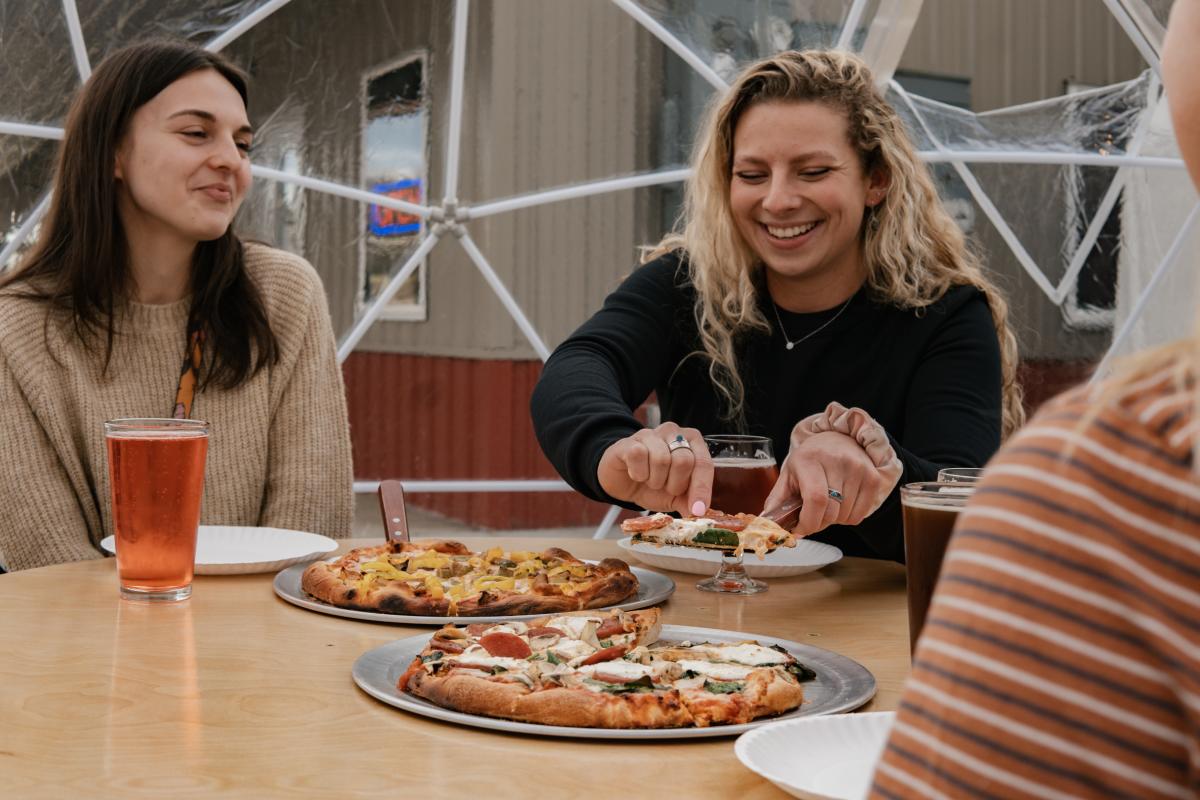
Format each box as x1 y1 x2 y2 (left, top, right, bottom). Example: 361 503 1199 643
648 49 1024 438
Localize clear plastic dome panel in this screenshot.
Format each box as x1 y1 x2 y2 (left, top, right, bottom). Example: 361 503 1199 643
888 72 1155 158
74 0 280 60
627 0 879 80
0 2 78 126
221 0 445 199
0 136 56 267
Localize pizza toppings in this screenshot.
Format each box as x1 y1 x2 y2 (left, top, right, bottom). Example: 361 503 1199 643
479 631 533 659
620 514 672 532
524 626 566 640
400 607 813 729
579 644 629 665
691 528 740 548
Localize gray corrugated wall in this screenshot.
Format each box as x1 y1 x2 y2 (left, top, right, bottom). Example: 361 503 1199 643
230 0 1147 363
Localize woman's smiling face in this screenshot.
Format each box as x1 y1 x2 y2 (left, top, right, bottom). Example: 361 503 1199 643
729 100 886 305
114 68 254 248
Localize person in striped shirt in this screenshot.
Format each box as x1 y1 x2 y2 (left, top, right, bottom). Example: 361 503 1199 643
869 2 1200 797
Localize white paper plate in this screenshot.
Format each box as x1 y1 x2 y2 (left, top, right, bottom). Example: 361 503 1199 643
617 536 842 577
735 711 895 799
100 525 338 575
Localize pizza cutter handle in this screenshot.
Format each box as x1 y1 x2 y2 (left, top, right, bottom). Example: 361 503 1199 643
378 479 410 543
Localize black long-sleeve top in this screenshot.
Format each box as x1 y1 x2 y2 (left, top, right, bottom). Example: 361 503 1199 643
531 252 1003 562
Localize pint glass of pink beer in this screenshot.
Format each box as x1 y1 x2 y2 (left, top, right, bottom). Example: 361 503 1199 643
105 418 209 601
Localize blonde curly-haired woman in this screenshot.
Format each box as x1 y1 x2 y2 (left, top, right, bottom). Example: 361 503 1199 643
531 50 1021 562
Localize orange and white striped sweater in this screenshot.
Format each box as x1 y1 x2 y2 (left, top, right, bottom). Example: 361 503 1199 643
870 364 1200 799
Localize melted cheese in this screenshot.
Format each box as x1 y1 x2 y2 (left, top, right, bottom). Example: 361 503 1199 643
691 643 788 666
577 660 654 681
675 660 756 681
655 517 717 544
452 653 531 672
549 638 595 663
546 615 603 639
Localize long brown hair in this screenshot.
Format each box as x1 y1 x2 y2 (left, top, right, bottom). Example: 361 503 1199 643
650 50 1024 437
0 38 277 389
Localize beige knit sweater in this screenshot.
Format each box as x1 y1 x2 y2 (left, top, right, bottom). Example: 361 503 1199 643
0 244 353 571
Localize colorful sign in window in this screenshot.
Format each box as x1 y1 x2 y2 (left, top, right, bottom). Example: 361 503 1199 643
369 178 422 236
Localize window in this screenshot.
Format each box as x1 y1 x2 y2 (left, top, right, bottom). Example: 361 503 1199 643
361 54 428 320
1061 82 1122 330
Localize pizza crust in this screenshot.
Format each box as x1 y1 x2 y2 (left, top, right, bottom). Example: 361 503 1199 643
406 670 696 728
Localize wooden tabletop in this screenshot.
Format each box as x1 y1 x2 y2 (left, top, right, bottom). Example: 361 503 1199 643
0 537 909 799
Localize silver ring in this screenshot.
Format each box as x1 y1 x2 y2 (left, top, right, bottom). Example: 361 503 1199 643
667 434 692 454
827 488 844 502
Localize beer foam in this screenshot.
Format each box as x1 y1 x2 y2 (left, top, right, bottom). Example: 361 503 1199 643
901 496 970 512
712 457 776 468
106 430 207 439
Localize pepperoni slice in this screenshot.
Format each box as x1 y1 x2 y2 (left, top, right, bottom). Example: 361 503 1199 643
595 618 628 639
524 626 565 639
592 669 640 685
580 644 628 665
704 513 748 532
429 638 465 654
479 631 533 659
620 514 672 533
466 623 499 636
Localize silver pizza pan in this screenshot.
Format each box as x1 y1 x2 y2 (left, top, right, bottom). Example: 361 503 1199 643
272 561 675 625
351 625 876 740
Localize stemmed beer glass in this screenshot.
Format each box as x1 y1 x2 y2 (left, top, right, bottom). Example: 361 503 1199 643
697 434 779 595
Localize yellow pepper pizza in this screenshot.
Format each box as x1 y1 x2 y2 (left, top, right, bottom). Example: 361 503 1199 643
301 540 639 616
397 607 815 728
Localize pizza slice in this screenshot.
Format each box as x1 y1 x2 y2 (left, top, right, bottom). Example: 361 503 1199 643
620 511 795 559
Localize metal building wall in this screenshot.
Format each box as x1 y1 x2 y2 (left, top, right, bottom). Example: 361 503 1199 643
899 0 1147 392
355 0 662 359
902 0 1145 111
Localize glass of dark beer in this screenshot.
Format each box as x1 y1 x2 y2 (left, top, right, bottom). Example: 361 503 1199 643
900 480 974 653
697 435 779 595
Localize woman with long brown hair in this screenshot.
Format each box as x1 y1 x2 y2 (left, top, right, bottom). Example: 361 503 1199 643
0 39 352 571
532 50 1021 561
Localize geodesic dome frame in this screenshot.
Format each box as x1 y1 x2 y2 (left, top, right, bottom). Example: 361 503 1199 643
0 0 1192 536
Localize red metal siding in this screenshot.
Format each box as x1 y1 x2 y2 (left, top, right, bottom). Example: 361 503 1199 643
343 353 613 529
1017 358 1095 417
